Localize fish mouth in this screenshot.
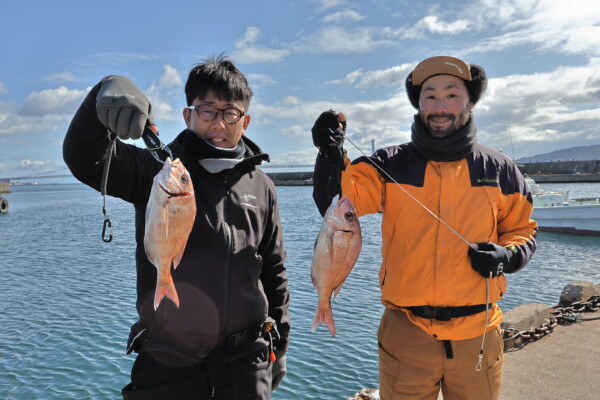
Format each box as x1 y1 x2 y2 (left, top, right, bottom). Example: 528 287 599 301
159 183 191 198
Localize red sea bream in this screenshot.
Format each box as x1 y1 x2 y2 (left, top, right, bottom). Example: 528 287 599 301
144 157 196 310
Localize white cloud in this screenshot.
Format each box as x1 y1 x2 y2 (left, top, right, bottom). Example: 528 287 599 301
19 86 88 117
0 158 67 179
44 71 79 82
251 91 413 161
313 0 347 12
323 10 366 23
247 73 277 88
326 69 365 86
281 125 307 138
158 65 183 88
235 26 261 47
465 0 600 56
0 111 74 137
231 27 290 64
89 53 158 64
146 65 185 122
415 15 471 35
293 26 392 54
261 56 600 164
280 96 302 105
268 147 317 165
328 64 414 88
232 47 290 64
474 62 600 152
0 82 9 94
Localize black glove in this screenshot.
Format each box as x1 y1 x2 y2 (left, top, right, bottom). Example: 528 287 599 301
311 110 345 162
468 242 518 278
271 350 286 390
96 75 154 140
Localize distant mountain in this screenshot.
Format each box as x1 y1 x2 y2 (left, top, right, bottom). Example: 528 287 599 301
516 144 600 163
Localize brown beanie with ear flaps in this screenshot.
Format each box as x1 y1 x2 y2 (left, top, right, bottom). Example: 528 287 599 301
405 56 488 109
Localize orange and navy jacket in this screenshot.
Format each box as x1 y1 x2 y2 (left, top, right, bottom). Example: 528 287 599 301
313 142 538 340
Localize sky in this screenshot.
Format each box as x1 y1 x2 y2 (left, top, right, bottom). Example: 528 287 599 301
1 0 600 181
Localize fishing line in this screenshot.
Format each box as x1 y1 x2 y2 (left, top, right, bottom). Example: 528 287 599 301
475 271 492 371
99 129 116 243
342 133 477 251
340 131 491 370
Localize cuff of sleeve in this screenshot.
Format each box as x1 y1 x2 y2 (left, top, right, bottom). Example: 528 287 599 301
505 246 520 273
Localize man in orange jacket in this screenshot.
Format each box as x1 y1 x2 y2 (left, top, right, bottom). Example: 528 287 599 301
311 56 538 399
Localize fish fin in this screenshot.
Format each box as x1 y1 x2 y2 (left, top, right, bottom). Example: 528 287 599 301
173 249 184 270
331 194 340 206
332 279 347 299
172 233 191 269
311 306 336 336
154 278 180 310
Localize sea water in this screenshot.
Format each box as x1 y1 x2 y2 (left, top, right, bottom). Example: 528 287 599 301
1 183 599 399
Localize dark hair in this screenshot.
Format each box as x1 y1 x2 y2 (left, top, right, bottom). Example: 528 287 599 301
405 64 487 109
184 53 253 110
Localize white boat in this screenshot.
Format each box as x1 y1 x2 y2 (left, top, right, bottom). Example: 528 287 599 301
526 177 600 235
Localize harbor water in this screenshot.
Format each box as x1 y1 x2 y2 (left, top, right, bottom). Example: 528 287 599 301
1 182 599 399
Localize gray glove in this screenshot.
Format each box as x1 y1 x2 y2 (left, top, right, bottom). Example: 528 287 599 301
96 75 153 140
271 350 286 390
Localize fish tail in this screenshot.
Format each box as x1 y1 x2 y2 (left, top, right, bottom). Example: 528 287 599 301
311 305 336 336
153 278 180 310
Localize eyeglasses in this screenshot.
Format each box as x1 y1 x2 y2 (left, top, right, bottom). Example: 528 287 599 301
186 104 246 124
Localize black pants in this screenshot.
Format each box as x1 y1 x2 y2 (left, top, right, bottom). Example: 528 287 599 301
122 349 273 400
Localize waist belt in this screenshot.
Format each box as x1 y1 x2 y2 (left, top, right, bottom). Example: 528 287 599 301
406 304 492 322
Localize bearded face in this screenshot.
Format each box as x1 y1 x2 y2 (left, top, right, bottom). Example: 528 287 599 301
417 75 473 138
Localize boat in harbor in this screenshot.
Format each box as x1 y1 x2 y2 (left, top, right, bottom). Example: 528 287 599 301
526 177 600 235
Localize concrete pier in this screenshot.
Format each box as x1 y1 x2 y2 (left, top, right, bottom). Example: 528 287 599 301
347 281 600 400
499 281 600 400
500 308 600 399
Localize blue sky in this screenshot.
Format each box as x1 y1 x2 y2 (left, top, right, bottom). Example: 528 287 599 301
1 0 600 180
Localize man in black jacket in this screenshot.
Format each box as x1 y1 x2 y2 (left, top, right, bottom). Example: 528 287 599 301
63 54 290 399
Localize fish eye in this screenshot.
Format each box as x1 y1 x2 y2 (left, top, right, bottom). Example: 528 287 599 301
344 211 354 222
180 175 188 184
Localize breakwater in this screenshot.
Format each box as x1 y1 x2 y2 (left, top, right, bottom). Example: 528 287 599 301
266 172 313 186
518 160 600 182
266 160 600 185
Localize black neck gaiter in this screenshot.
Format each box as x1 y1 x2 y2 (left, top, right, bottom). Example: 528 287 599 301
183 129 246 160
410 115 477 161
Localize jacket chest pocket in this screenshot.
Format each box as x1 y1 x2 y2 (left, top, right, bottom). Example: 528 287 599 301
466 186 502 243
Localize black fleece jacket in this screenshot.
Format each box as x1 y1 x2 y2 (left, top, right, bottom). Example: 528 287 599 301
63 81 290 361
